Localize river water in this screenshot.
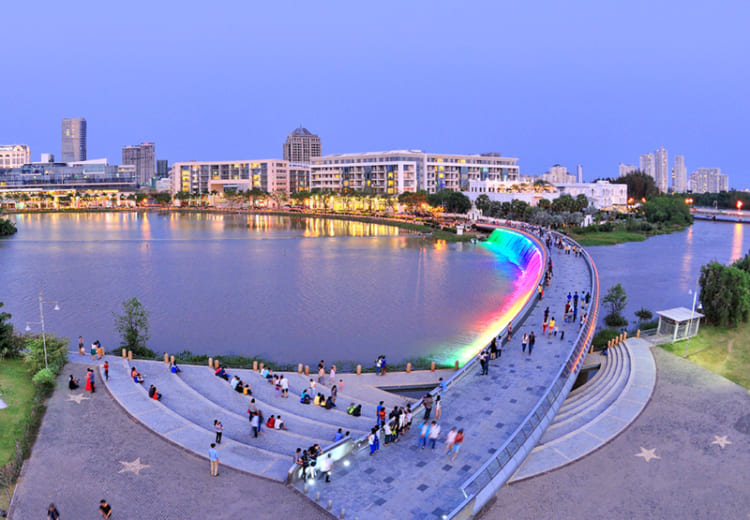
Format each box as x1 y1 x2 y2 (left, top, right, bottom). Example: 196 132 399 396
0 212 522 366
588 220 749 327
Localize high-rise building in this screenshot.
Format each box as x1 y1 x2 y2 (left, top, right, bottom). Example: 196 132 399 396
283 126 321 163
618 163 638 177
122 142 155 186
639 153 655 180
61 118 87 162
156 159 169 178
542 165 576 184
689 168 729 193
0 144 31 168
672 155 687 193
654 146 669 193
576 164 583 183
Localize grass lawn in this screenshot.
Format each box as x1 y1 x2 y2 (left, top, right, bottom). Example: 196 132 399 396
570 230 647 246
661 322 750 390
0 359 35 467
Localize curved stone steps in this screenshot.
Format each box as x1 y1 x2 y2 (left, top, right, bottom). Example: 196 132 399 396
227 367 376 432
542 345 629 440
557 344 621 410
101 357 291 481
178 365 367 440
135 362 324 457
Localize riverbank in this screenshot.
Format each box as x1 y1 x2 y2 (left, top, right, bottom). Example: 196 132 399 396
565 222 690 246
6 206 479 243
661 322 750 390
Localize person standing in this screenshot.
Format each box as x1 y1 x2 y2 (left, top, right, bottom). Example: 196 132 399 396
319 453 333 482
214 420 223 444
528 331 536 356
548 317 556 338
251 412 260 438
434 395 442 420
428 421 441 449
521 333 529 354
280 374 289 398
445 427 457 454
99 499 112 519
78 336 85 356
422 394 434 420
47 503 60 520
208 443 219 476
88 368 96 393
450 429 464 461
418 421 431 449
90 342 97 361
103 360 109 381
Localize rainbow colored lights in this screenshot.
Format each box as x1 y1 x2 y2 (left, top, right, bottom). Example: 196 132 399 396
444 228 546 366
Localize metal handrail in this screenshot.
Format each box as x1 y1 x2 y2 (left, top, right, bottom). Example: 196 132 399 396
454 230 600 510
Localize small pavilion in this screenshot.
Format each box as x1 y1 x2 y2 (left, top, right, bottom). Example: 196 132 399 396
655 307 705 342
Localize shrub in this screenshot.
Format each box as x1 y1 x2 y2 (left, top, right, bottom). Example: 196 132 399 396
32 368 56 387
592 329 620 350
603 313 628 327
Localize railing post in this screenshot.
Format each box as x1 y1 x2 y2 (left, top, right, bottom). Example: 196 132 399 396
636 329 641 338
253 361 258 371
304 365 309 376
128 350 133 361
406 362 411 373
430 361 436 372
454 360 459 370
122 348 127 359
297 363 303 374
356 364 361 375
208 357 213 369
164 353 169 364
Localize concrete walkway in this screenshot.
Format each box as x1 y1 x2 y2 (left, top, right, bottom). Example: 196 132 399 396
290 245 593 518
480 347 750 519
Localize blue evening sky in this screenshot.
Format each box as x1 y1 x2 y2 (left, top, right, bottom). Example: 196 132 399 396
2 1 749 186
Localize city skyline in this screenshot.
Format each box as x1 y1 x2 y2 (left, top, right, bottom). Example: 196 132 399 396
1 2 748 187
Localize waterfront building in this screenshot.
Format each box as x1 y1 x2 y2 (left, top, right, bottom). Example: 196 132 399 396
577 164 583 183
310 150 519 195
689 168 729 193
156 159 169 178
654 146 669 193
464 179 626 210
542 165 576 184
639 153 655 180
618 163 638 177
122 142 156 186
40 153 55 163
0 160 136 196
283 126 322 163
170 159 310 195
0 144 31 168
672 155 687 193
61 118 87 162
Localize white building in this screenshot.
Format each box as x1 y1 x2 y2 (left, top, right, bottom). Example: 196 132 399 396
639 153 655 180
542 165 576 184
310 150 519 195
618 163 638 177
0 144 31 168
464 179 627 210
654 146 669 193
170 159 310 195
689 168 729 193
672 155 687 193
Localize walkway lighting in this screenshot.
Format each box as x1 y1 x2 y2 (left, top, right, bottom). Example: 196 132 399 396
24 284 60 370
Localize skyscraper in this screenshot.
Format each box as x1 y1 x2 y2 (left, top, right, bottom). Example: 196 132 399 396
156 159 169 178
618 163 638 177
672 155 687 193
122 142 155 186
61 118 87 162
639 153 655 180
654 146 669 193
283 126 321 163
576 164 583 183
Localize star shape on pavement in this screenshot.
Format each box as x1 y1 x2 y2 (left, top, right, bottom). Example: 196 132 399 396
711 435 732 449
635 447 661 463
67 393 90 404
118 457 150 476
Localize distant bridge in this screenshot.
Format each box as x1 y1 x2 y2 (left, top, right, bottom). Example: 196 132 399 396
691 207 750 223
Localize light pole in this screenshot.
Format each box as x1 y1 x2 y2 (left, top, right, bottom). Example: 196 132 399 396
684 286 698 358
25 284 60 370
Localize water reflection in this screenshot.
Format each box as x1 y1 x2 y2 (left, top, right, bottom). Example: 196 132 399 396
730 223 744 263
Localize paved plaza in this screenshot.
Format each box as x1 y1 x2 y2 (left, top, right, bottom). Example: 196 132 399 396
481 347 750 519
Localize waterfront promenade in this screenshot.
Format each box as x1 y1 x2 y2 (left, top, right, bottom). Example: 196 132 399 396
10 235 594 519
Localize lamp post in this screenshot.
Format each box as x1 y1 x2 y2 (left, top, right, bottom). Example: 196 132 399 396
25 284 60 370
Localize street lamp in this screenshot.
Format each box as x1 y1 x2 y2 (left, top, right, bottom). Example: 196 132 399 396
25 284 60 370
684 286 699 358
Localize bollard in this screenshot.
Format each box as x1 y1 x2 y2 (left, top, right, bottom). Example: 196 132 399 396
623 331 628 340
340 509 345 519
636 329 641 338
259 362 264 372
208 357 213 369
164 353 169 364
454 360 459 370
253 361 258 371
315 492 320 502
214 359 220 369
122 348 127 359
406 362 411 373
589 343 594 354
356 364 361 375
327 500 332 511
304 365 309 376
298 363 303 374
170 355 175 365
430 361 436 372
128 350 133 361
303 483 308 493
619 333 624 343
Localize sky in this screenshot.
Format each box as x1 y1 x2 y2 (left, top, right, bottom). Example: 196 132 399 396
2 1 749 186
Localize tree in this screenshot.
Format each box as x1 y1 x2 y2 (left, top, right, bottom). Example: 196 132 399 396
574 194 589 212
641 196 692 226
475 194 491 214
0 217 17 236
113 297 153 357
602 283 628 327
699 262 750 327
0 302 18 358
634 307 653 322
612 171 659 199
24 334 69 375
154 193 172 206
